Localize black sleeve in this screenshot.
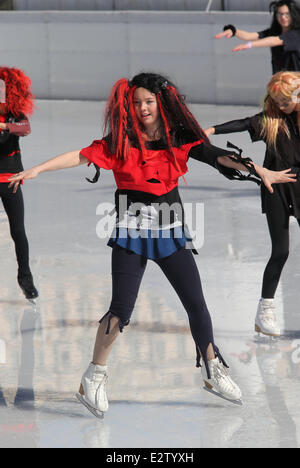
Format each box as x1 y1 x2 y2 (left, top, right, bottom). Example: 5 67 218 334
0 131 10 144
189 142 261 186
257 28 272 39
214 113 264 143
280 29 300 53
188 142 234 168
214 119 250 134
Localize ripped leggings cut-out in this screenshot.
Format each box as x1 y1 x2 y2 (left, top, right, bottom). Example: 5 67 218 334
99 245 228 379
99 310 129 334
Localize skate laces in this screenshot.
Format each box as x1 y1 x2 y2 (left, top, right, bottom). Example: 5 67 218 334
260 308 277 325
93 371 108 385
261 303 275 311
95 374 108 405
210 361 233 390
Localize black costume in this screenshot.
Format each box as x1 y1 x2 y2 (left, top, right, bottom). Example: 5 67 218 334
82 130 253 377
258 27 300 72
0 114 37 296
214 112 300 298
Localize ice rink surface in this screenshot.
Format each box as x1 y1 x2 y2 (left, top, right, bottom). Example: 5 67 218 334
0 100 300 448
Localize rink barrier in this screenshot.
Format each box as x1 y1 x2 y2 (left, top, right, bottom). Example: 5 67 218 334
13 0 271 11
0 11 272 105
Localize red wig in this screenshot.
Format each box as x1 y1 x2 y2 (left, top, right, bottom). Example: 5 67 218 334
103 73 209 167
0 67 34 117
103 78 131 160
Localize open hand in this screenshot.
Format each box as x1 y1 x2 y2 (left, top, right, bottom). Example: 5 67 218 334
260 168 297 194
214 30 233 39
8 168 40 193
232 43 251 52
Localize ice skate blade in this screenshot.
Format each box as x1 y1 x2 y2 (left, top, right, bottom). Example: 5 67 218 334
203 386 243 406
19 285 39 303
76 393 105 419
255 325 280 339
28 298 37 306
254 334 279 344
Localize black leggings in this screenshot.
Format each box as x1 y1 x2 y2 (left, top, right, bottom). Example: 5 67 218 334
0 183 30 276
262 189 300 299
100 245 228 378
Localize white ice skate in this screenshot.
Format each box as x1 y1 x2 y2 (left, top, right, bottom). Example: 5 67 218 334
202 358 243 406
76 363 109 419
255 299 280 338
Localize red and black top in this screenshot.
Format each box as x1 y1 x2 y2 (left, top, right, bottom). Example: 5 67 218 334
0 113 31 183
80 132 238 198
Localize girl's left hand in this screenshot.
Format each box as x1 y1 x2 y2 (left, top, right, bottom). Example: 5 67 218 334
0 123 7 130
260 168 297 194
232 43 250 52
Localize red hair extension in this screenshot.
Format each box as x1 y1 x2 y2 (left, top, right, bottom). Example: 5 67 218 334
0 67 34 117
104 78 128 158
104 79 150 162
116 79 130 160
104 78 131 160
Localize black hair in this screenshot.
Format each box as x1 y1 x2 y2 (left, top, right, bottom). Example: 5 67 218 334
269 0 300 33
129 72 208 147
130 72 176 94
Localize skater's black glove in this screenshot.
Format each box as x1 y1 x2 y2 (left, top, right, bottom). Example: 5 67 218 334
216 141 261 186
86 164 101 184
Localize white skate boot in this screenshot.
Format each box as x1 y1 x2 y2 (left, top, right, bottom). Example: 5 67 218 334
255 299 280 338
202 358 242 405
76 363 109 418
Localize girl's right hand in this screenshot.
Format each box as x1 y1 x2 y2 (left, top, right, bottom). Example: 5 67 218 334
214 30 233 39
204 127 215 138
8 167 40 193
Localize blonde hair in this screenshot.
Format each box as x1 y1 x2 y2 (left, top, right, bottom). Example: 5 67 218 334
261 71 300 149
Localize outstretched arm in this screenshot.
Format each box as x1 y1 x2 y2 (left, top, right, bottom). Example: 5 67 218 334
214 24 282 51
8 150 88 193
204 123 297 193
233 36 283 52
215 28 259 42
205 114 263 142
217 155 297 194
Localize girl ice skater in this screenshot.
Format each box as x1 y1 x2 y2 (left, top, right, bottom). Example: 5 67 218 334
215 1 300 73
9 72 295 417
0 67 38 302
205 71 300 339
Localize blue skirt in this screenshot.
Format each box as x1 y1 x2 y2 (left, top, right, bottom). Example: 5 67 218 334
108 226 187 260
